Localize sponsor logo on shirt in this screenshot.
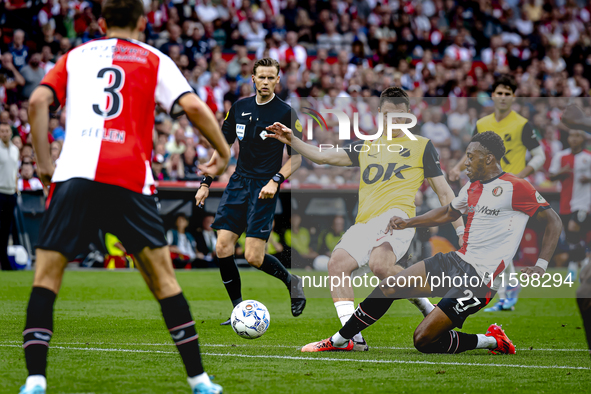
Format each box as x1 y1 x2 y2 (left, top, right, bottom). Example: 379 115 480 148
81 128 126 143
467 205 500 216
236 124 245 140
535 191 546 203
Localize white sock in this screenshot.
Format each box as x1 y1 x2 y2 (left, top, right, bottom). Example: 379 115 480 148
25 375 47 390
408 298 435 317
334 301 355 326
331 332 349 347
476 334 498 349
187 372 210 389
334 301 364 343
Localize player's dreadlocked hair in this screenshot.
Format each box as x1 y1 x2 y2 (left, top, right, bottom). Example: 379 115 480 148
492 74 517 94
253 58 280 76
471 131 506 161
379 87 410 111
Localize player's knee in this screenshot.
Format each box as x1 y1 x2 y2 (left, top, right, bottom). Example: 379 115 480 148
370 263 390 280
33 263 66 293
216 240 234 258
245 250 263 268
369 247 395 280
327 255 351 276
413 329 434 353
153 276 182 300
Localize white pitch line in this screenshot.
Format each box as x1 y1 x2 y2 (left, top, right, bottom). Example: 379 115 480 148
0 344 589 370
0 341 588 352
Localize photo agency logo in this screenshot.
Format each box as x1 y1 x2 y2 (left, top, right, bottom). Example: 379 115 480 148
301 107 418 152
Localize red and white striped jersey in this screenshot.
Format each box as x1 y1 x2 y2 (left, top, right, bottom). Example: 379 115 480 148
278 44 307 67
40 38 192 195
549 148 591 215
18 177 44 192
451 172 550 290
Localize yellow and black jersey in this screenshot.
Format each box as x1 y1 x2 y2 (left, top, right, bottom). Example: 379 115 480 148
346 134 442 224
473 111 539 175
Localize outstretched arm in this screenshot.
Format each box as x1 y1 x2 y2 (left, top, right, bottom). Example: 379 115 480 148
562 104 591 134
266 122 353 166
521 207 562 276
386 204 462 234
515 123 545 179
28 86 54 185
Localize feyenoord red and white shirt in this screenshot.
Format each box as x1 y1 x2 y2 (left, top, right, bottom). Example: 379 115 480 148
40 38 192 195
18 177 44 192
549 148 591 215
451 172 550 290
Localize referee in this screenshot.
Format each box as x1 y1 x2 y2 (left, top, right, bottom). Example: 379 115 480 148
196 58 305 324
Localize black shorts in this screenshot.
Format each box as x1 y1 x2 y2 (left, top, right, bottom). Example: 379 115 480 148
37 178 167 260
571 211 591 227
424 252 495 329
212 173 277 240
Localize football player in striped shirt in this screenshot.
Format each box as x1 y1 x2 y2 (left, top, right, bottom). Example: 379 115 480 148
21 0 230 393
449 74 547 312
301 131 562 355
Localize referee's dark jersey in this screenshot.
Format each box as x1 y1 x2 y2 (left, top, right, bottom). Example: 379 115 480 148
222 95 302 179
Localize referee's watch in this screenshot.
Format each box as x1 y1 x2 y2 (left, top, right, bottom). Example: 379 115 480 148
272 173 285 185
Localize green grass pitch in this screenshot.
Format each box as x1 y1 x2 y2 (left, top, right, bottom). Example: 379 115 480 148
1 269 590 393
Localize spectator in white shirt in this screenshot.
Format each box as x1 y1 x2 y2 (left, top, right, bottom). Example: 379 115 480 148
239 16 268 51
0 121 19 270
195 0 219 23
317 21 344 52
447 99 471 151
543 45 566 73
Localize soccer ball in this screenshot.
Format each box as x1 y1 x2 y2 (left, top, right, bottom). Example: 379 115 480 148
230 300 270 339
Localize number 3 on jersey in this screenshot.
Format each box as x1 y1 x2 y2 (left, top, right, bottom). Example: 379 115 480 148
93 66 125 119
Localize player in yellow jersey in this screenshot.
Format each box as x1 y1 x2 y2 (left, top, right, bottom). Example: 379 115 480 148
449 74 545 181
448 74 546 312
266 87 464 350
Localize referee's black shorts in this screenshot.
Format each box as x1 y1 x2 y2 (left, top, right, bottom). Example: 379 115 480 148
37 178 167 260
212 173 277 240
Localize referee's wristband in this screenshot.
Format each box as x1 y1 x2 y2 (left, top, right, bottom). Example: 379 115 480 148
455 226 465 237
201 176 213 187
535 258 549 271
272 173 285 185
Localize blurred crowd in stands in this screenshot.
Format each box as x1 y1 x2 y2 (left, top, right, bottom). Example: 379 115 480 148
2 0 591 190
1 0 591 268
